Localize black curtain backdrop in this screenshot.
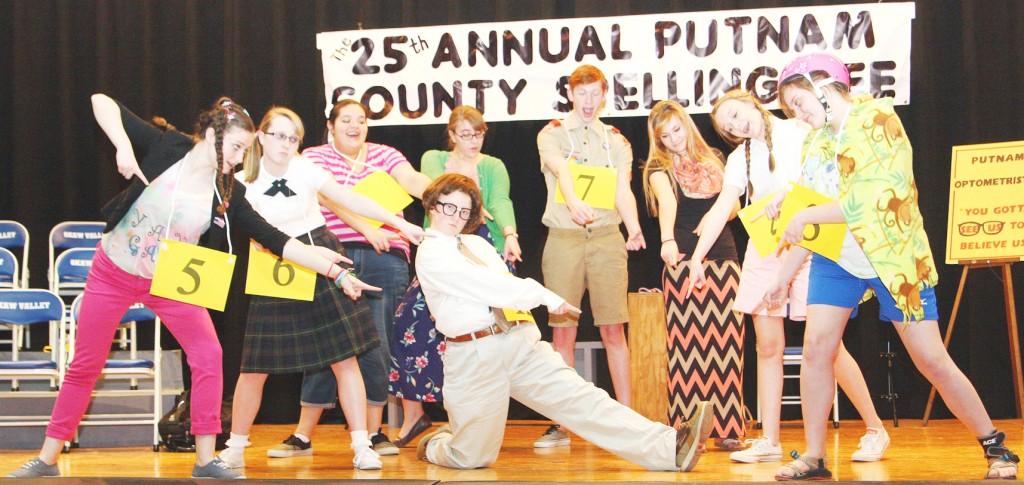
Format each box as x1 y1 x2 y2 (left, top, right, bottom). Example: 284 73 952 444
2 0 1022 425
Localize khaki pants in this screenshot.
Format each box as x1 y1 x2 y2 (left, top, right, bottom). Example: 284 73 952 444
425 323 677 470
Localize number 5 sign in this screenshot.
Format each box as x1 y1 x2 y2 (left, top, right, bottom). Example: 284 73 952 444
555 164 617 210
150 240 236 311
245 242 316 301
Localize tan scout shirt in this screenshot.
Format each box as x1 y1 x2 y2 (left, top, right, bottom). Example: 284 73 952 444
537 112 633 229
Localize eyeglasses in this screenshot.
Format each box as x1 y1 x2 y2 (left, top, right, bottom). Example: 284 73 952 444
453 131 486 141
958 221 1005 236
265 132 301 145
434 202 472 220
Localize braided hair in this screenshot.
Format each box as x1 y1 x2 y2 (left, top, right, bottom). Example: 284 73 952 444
196 97 254 214
711 89 776 199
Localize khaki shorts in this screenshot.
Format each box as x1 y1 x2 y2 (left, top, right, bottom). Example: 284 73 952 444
541 225 629 326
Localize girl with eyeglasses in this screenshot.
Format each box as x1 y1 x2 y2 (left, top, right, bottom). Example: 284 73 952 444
388 105 521 448
215 107 425 471
8 95 360 479
265 100 433 459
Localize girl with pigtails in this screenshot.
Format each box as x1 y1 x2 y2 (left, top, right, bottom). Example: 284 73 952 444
768 52 1018 480
686 89 890 464
9 95 364 480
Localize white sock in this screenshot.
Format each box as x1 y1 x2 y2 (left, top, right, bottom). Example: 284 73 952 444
293 433 310 443
350 430 371 451
226 433 250 449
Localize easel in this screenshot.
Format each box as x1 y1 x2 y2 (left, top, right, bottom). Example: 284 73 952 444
922 259 1021 425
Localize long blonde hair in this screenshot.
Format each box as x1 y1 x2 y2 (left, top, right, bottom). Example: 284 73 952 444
242 107 306 183
642 100 723 217
711 90 776 199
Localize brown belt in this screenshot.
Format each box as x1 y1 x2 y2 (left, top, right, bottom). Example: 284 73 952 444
446 320 528 343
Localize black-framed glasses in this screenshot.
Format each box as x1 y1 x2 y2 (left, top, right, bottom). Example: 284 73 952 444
434 202 472 220
453 131 486 141
265 132 301 145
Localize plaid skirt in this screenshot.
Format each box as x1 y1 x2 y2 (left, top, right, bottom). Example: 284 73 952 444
240 226 379 374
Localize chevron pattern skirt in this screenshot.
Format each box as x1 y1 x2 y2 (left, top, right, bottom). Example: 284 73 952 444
663 259 744 440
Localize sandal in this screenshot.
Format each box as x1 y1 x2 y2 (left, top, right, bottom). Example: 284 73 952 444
982 431 1020 480
714 438 745 452
775 451 832 481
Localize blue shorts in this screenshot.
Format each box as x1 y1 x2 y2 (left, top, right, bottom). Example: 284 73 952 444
806 253 938 322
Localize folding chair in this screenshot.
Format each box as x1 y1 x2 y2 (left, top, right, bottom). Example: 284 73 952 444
757 346 840 428
68 294 163 451
0 289 65 394
48 222 119 348
0 220 31 348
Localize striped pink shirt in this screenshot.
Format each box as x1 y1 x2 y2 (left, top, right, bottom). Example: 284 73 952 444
302 142 411 259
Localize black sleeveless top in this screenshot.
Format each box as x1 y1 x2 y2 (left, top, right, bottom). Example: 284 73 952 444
672 183 738 262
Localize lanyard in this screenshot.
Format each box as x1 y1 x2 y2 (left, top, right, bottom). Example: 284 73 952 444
163 151 233 254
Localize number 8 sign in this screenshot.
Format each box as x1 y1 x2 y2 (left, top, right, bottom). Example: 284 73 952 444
244 241 316 301
150 240 236 311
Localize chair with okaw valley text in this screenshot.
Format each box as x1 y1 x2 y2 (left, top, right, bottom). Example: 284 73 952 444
0 220 31 349
67 294 164 451
0 289 65 397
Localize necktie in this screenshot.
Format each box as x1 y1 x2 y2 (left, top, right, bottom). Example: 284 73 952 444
457 237 511 332
264 179 296 197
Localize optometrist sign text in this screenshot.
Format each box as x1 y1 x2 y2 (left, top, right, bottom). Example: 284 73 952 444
317 2 915 126
946 140 1024 264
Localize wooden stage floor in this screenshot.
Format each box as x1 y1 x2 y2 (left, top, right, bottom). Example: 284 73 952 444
1 419 1020 482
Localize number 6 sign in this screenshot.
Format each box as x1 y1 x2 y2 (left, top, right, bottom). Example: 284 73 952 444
245 241 316 301
150 240 236 311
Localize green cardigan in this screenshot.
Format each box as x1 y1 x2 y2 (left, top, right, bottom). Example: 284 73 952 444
420 150 517 252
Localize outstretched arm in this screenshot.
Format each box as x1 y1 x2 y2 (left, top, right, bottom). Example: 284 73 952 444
92 94 149 185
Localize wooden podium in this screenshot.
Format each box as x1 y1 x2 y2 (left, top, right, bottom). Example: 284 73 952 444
627 292 670 424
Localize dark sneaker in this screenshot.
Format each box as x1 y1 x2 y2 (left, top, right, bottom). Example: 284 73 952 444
8 458 59 478
416 424 452 462
267 434 312 458
191 457 244 479
675 400 714 471
370 428 399 456
533 424 570 448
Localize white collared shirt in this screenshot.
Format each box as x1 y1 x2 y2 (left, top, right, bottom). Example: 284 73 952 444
415 228 565 338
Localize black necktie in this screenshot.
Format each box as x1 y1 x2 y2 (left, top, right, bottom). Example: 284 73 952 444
264 179 296 197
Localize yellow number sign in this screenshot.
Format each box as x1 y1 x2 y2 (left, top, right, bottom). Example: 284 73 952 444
737 190 783 258
502 308 536 323
150 240 236 311
777 183 846 261
555 164 617 210
349 171 414 228
245 242 316 301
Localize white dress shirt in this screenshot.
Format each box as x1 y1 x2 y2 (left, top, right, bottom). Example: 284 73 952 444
415 228 565 338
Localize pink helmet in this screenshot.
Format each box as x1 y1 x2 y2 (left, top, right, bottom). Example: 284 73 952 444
779 52 850 88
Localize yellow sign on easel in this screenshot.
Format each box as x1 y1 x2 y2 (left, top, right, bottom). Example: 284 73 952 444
946 140 1024 264
245 242 317 301
150 240 236 311
777 183 846 261
350 171 414 228
555 164 617 210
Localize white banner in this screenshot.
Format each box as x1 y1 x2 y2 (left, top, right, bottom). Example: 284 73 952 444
317 2 915 126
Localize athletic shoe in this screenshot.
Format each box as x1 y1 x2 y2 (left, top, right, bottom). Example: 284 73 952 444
353 447 382 470
370 428 399 456
730 436 783 463
533 425 570 448
8 458 59 478
675 400 714 471
191 457 244 479
267 434 313 458
851 427 890 462
217 445 245 469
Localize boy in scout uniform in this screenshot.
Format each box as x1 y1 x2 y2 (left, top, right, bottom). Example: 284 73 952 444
534 64 646 448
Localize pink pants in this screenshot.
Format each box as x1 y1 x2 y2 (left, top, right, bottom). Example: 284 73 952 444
47 246 223 440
